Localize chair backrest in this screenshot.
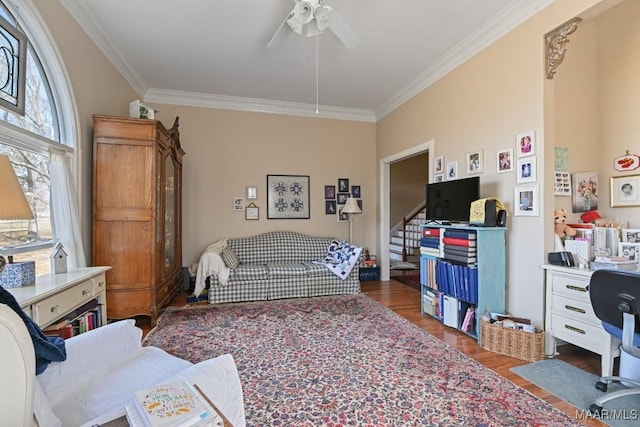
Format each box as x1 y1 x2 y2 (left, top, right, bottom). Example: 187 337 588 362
589 269 640 330
0 303 35 426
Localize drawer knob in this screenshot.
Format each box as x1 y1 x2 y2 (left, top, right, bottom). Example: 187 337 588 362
565 284 587 292
50 305 60 313
564 324 586 334
565 305 586 314
82 289 91 296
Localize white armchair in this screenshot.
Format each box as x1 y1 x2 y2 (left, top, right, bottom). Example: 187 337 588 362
0 303 246 427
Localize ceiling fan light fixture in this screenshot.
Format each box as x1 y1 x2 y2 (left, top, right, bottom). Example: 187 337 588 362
314 6 331 31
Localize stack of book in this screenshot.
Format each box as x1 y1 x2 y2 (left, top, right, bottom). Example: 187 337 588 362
442 229 477 265
126 381 231 427
42 299 102 338
420 227 441 257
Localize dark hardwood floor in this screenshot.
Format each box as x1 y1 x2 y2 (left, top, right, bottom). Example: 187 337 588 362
139 272 607 426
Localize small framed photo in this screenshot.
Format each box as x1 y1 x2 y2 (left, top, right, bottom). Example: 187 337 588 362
514 185 539 216
325 200 337 215
516 130 536 157
435 173 445 183
338 178 349 193
622 229 640 243
517 157 536 184
446 161 458 180
324 185 336 200
572 172 598 213
351 185 361 198
245 203 259 220
497 149 513 173
246 186 257 200
337 192 350 204
337 205 349 222
466 150 483 174
618 242 640 263
554 171 571 196
610 174 640 207
233 197 244 212
434 155 444 174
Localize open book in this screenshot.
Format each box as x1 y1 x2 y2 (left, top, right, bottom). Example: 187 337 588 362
127 381 231 427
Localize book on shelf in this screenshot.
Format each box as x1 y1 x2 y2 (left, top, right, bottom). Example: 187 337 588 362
422 227 441 237
443 245 477 256
443 230 477 240
132 381 227 427
443 252 477 265
441 237 476 247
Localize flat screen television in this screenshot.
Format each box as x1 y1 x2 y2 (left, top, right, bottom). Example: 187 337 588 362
426 176 480 223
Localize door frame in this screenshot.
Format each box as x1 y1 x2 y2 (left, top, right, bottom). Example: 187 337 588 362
379 140 434 281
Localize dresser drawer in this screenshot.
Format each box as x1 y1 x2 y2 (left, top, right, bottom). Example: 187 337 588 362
551 294 599 326
92 273 106 294
551 273 590 302
550 313 608 355
33 280 94 327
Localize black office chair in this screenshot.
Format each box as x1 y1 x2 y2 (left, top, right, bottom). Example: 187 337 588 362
588 269 640 414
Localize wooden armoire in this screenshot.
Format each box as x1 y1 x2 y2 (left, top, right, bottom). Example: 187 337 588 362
92 115 185 325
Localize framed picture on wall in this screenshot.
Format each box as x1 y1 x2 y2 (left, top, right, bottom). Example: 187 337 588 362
516 157 536 184
324 185 336 200
497 148 513 173
434 155 444 174
446 161 458 180
572 171 598 212
516 130 536 157
514 185 539 216
466 150 483 174
610 174 640 207
267 174 310 219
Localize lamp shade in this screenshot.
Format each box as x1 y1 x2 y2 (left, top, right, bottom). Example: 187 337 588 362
342 197 361 214
0 155 34 220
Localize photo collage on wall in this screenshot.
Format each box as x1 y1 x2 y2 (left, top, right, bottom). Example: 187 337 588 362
325 178 362 222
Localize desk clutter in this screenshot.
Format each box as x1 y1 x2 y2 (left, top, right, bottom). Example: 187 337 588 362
556 214 640 271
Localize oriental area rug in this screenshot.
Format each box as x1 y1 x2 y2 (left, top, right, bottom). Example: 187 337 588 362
143 294 582 426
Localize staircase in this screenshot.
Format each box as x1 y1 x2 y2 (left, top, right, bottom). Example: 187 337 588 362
389 207 426 265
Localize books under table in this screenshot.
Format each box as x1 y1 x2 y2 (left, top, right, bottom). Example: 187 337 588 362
128 381 231 427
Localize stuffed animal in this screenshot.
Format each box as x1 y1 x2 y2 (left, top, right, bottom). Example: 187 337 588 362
554 208 577 239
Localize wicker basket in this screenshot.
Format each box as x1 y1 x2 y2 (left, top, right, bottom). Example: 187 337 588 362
479 320 545 362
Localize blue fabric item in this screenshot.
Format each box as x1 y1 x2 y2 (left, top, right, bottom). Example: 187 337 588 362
0 286 67 375
602 321 640 347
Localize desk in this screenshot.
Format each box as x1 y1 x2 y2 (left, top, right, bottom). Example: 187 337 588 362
7 267 111 329
542 264 620 378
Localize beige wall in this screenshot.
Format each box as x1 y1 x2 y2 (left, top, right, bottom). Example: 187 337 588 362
377 0 603 327
390 153 428 227
149 104 376 265
35 0 635 329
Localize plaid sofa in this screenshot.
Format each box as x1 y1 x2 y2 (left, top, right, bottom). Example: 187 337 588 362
207 231 361 304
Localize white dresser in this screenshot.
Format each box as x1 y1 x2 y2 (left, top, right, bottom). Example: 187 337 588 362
7 267 111 329
542 264 620 378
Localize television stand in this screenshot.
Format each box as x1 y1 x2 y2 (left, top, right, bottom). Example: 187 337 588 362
425 220 451 225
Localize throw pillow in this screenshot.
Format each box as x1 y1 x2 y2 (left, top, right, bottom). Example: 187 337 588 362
221 247 240 269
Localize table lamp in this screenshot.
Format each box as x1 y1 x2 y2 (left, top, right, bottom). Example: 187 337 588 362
341 197 361 243
0 155 34 275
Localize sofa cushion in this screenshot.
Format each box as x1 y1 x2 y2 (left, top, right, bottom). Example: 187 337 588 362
229 231 334 264
268 263 310 279
229 264 269 281
221 247 240 269
304 262 331 277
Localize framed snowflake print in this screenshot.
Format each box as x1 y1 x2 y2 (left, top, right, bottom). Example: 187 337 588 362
267 175 310 219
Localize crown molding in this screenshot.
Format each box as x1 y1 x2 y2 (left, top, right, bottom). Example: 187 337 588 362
374 0 555 121
144 89 376 122
59 0 147 97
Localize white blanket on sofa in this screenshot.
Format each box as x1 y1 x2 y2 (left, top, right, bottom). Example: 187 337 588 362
314 240 363 280
194 238 230 297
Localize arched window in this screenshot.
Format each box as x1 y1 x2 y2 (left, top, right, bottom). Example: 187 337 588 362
0 0 81 277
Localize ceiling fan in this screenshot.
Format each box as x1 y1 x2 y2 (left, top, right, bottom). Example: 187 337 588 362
268 0 361 49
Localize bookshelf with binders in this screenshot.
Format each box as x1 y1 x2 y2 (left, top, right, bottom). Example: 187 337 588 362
420 224 506 340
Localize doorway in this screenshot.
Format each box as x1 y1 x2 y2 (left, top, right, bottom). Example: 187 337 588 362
379 140 434 281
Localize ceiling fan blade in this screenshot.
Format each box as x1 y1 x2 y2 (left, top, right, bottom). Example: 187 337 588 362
327 9 361 48
268 12 294 49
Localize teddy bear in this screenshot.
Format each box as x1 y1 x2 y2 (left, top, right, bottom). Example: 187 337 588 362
554 208 577 239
